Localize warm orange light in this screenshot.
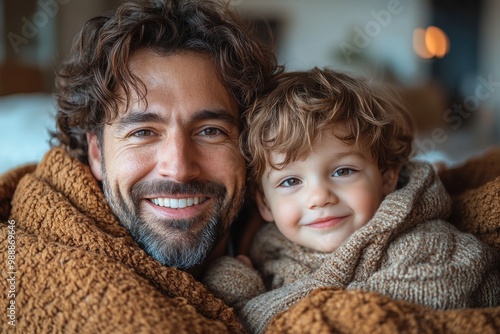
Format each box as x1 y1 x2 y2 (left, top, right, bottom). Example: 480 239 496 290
413 26 450 59
425 26 450 58
413 28 433 59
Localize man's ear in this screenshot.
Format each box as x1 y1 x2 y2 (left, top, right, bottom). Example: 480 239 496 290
382 166 400 195
87 132 103 181
255 189 274 223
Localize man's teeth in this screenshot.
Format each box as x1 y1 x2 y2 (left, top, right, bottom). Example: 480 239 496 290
150 197 206 209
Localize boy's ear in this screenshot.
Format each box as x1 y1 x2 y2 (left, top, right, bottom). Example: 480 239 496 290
382 166 400 195
87 132 103 181
255 189 274 223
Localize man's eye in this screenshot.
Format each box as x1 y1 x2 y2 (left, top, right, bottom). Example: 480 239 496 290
279 178 302 188
333 168 354 177
132 129 155 137
199 127 224 136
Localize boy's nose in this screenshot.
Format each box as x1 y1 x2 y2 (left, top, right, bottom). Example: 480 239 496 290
307 183 338 209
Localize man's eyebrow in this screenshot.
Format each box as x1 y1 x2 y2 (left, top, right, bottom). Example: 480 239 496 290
192 109 239 126
113 109 238 132
114 111 166 131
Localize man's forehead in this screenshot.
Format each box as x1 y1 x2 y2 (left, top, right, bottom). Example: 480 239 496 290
111 49 239 120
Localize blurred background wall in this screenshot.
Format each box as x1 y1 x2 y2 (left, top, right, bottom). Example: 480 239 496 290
0 0 499 173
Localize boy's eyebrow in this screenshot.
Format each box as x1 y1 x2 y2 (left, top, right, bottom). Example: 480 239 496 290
113 108 238 131
334 149 367 160
263 149 367 179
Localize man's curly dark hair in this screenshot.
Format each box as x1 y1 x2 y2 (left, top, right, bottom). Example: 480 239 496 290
53 0 281 164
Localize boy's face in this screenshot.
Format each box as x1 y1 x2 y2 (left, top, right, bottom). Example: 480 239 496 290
256 130 398 253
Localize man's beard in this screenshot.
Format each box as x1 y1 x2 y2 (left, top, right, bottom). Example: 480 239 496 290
101 165 244 269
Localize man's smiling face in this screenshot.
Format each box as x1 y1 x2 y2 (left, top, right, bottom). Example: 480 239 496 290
87 49 246 268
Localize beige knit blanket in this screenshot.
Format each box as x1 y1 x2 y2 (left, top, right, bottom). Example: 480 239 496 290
0 148 243 333
204 161 500 334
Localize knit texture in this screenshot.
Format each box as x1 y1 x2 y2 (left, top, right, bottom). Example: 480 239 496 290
0 147 244 334
204 160 500 334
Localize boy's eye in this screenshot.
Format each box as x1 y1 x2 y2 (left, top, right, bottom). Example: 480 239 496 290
333 168 354 177
279 177 302 188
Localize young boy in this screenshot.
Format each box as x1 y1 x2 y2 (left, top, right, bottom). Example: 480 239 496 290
203 68 500 334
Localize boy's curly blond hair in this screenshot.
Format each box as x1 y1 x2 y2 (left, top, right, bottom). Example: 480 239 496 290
242 68 415 184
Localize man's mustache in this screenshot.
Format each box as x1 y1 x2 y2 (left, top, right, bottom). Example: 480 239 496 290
131 179 226 198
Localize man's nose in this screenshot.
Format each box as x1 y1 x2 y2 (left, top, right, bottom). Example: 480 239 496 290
307 182 338 209
156 132 201 182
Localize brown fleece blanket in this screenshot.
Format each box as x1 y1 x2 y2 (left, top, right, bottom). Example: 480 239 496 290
0 148 243 333
1 147 499 333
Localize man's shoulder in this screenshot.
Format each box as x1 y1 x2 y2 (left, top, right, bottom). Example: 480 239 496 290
0 163 37 221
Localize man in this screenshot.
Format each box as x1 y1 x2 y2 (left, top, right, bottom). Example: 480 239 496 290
55 0 279 273
0 0 277 332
